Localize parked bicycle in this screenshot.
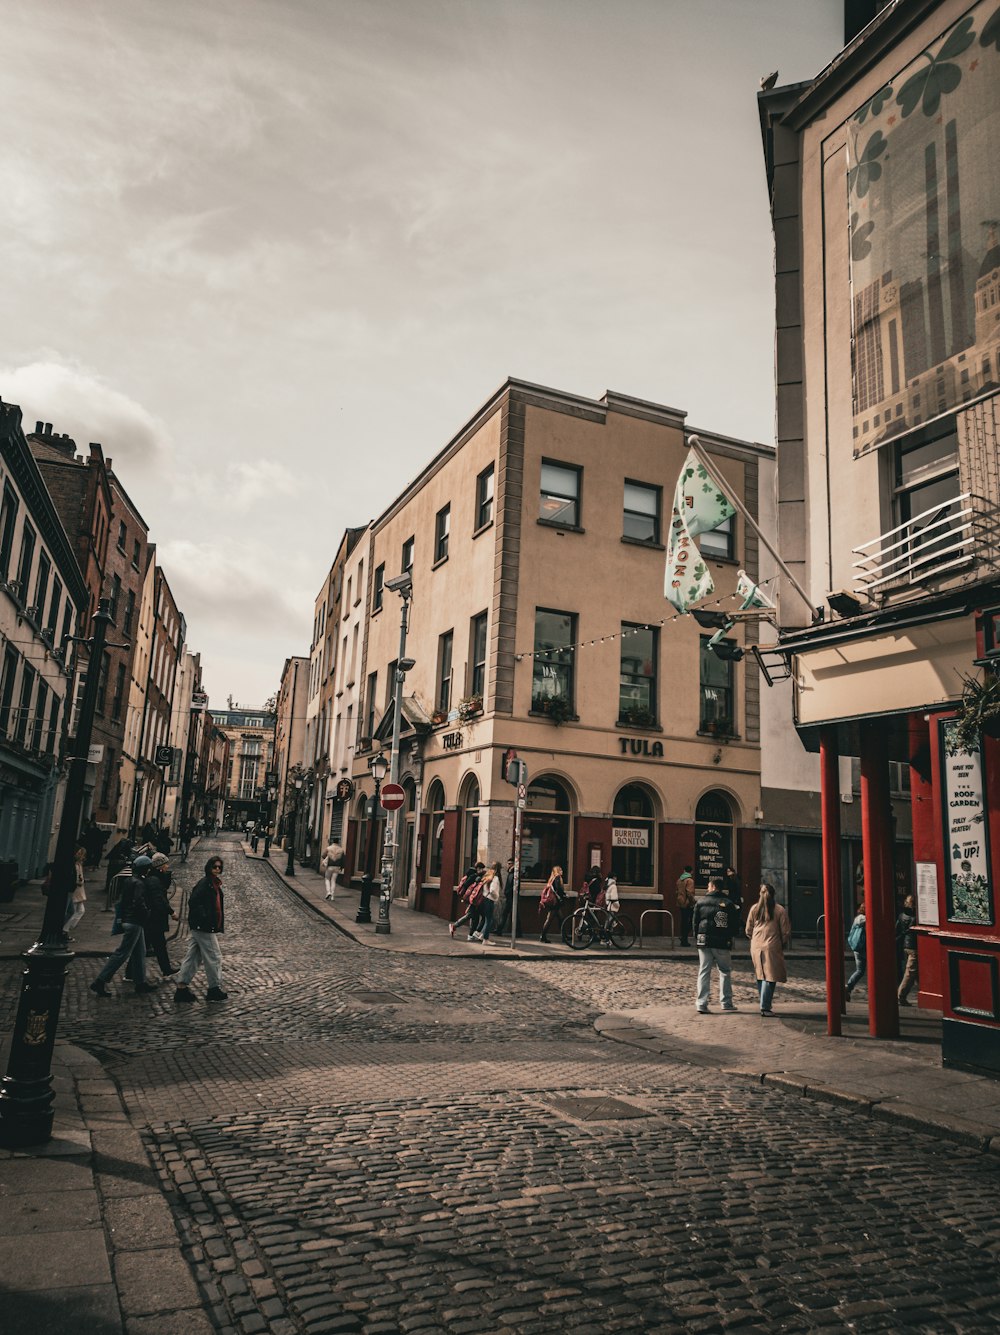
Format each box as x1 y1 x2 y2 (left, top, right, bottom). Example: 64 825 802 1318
561 899 636 950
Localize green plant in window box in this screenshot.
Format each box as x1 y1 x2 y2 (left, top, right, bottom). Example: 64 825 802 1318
430 709 447 726
704 719 734 740
620 706 656 729
949 671 1000 754
535 695 573 725
457 694 483 722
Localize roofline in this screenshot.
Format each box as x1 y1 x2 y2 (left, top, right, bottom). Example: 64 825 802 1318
108 471 150 532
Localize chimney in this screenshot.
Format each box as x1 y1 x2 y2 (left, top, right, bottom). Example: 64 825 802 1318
44 422 52 435
35 421 43 434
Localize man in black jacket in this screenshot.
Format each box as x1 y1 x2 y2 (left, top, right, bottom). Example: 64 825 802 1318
692 874 739 1014
174 855 228 1004
90 855 155 996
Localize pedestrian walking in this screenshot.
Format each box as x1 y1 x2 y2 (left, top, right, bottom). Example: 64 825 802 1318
89 855 155 996
474 861 503 942
105 834 133 895
178 817 193 862
448 862 486 939
321 840 346 901
846 902 867 1001
174 855 228 1004
897 894 918 1005
250 827 260 853
496 858 516 937
745 882 791 1016
692 874 739 1013
139 852 177 979
64 844 87 936
539 865 566 942
263 824 272 858
676 865 695 946
154 826 172 856
724 865 743 912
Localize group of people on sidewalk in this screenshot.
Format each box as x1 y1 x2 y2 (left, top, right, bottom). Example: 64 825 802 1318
845 892 919 1005
448 859 511 942
88 852 229 1005
694 875 792 1016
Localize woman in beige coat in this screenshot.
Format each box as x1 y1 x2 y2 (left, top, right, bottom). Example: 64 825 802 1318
745 883 791 1017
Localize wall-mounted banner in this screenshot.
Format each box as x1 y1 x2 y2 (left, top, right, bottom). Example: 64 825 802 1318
848 0 1000 459
940 719 993 925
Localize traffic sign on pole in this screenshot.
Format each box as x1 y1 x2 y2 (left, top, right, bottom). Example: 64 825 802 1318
516 782 526 810
379 782 405 811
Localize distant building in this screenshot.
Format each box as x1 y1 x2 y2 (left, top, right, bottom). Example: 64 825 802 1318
212 707 277 830
273 657 308 841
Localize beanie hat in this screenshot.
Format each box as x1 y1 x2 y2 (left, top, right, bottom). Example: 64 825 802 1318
150 853 169 868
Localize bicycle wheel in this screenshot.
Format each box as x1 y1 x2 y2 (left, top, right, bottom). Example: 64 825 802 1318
609 914 636 949
562 912 595 950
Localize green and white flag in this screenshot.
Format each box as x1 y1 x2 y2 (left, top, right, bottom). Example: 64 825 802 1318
736 569 775 611
664 448 737 613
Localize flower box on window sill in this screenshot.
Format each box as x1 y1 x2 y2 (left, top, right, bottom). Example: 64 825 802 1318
699 723 738 742
457 695 483 723
617 709 660 731
530 697 576 725
430 710 448 726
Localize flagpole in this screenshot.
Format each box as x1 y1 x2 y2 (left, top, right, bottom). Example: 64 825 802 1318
687 435 817 620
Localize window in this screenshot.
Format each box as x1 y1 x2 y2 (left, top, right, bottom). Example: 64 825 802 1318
894 426 961 569
436 630 453 713
100 745 115 808
32 551 51 620
132 538 141 569
110 573 121 624
623 481 660 544
123 588 136 638
364 671 378 740
47 575 62 635
612 784 655 887
469 611 488 700
700 514 734 559
31 678 48 753
531 609 576 713
522 777 571 880
427 780 446 879
700 637 735 734
14 662 34 744
385 661 397 710
16 521 35 597
401 536 414 573
435 504 450 563
539 461 581 528
695 791 734 888
373 563 384 613
460 775 480 872
45 692 60 754
0 647 17 737
117 519 127 551
111 663 127 721
475 464 494 530
61 601 73 649
0 484 17 581
619 625 658 725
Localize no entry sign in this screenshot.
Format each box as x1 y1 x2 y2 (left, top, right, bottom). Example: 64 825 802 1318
379 782 405 811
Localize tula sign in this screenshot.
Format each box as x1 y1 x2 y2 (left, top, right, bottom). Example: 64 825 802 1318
618 737 664 759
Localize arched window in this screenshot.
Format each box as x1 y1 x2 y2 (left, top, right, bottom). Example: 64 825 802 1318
695 790 734 888
523 776 572 882
612 784 655 887
460 776 480 873
426 780 445 879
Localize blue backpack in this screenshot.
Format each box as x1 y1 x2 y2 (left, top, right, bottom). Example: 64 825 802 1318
847 917 865 952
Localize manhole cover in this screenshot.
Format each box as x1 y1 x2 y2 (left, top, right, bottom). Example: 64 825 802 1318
350 991 406 1005
546 1096 650 1122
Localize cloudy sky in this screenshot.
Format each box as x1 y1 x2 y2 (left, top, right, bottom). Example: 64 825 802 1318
2 0 841 706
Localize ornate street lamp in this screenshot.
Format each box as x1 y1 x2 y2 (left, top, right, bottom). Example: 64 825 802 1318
285 774 304 876
376 573 414 936
357 750 388 924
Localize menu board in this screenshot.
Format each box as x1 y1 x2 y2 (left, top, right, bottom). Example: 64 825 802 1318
696 824 730 887
940 720 993 925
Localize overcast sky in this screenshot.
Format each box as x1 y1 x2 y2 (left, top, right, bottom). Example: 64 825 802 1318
1 0 842 707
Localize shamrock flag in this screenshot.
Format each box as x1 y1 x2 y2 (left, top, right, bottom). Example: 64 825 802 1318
736 569 775 611
664 448 737 613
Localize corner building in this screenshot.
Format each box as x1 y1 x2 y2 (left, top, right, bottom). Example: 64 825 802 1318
350 379 772 928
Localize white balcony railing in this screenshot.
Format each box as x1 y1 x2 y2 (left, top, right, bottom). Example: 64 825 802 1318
852 492 975 595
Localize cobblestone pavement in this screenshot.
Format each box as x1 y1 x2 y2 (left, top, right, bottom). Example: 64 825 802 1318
3 835 1000 1334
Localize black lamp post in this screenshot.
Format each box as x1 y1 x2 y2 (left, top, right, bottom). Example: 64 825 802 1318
0 598 120 1147
357 751 387 924
376 575 414 937
285 774 303 875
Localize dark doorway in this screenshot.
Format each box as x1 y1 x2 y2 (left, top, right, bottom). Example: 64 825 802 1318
788 835 823 935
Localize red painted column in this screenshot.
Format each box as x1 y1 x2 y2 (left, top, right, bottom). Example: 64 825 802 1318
820 726 844 1036
860 719 900 1039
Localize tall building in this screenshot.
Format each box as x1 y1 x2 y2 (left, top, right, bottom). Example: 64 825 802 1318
212 707 276 830
273 657 308 838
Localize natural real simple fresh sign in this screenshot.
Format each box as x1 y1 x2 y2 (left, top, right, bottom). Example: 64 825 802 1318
611 827 648 849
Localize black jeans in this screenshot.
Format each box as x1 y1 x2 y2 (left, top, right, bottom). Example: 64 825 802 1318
130 918 173 978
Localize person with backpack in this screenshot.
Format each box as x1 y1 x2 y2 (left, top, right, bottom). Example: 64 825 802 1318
448 862 485 939
472 860 503 943
676 866 695 946
692 874 739 1013
89 855 155 996
846 901 867 1001
539 864 566 942
745 882 791 1016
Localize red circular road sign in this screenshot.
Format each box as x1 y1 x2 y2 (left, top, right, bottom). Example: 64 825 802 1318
379 782 405 811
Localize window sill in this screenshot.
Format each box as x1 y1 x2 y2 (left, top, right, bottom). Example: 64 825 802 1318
345 679 355 689
472 520 494 541
537 519 585 535
616 719 663 732
432 555 449 571
529 709 580 723
621 535 665 552
698 729 740 742
705 554 739 567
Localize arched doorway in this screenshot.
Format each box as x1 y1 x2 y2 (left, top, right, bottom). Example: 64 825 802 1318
612 784 656 888
522 776 572 882
400 776 417 897
426 780 446 879
459 775 480 873
695 790 735 888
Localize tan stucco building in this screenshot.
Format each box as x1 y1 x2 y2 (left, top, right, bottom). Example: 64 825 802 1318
348 378 772 928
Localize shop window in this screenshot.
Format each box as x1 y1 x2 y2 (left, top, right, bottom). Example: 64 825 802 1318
699 637 735 734
522 776 572 881
436 630 453 713
700 514 734 559
612 784 655 887
469 610 488 700
427 780 445 879
532 609 576 714
539 460 581 528
435 505 450 563
460 775 480 872
619 625 657 726
695 790 734 888
623 480 660 544
476 465 494 531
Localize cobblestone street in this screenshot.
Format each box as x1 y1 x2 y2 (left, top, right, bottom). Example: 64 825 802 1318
4 837 1000 1334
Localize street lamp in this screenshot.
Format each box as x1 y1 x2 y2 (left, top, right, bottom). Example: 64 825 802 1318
377 573 414 936
357 750 388 924
286 774 304 876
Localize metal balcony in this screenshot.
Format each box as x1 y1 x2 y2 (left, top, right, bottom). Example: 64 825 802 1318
852 493 975 595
